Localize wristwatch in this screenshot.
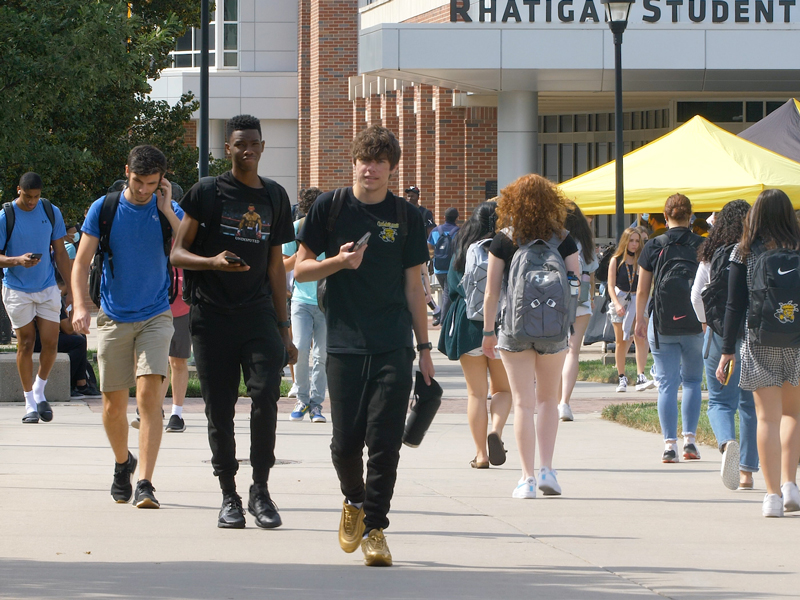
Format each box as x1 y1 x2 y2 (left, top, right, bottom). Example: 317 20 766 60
416 342 433 352
278 320 291 329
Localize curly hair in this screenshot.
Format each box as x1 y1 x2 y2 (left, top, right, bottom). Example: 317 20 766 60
298 187 322 216
697 199 750 262
351 125 401 168
496 174 568 244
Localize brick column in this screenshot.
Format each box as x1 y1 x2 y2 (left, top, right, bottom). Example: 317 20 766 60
397 86 417 195
415 85 436 209
381 91 400 196
351 97 366 184
365 94 382 129
434 87 465 225
464 107 498 216
309 0 358 190
297 0 311 190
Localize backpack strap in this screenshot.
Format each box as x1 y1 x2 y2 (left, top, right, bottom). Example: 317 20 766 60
41 199 56 230
395 194 408 246
191 176 221 252
326 188 346 233
2 202 14 255
97 191 122 278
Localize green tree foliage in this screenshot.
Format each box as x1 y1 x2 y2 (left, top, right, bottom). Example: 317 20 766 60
0 0 202 222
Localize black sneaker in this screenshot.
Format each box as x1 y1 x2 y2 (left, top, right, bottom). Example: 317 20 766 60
164 414 186 433
37 400 53 422
248 483 282 529
133 479 160 508
111 452 138 503
70 388 85 399
76 383 102 399
22 411 39 424
218 492 246 529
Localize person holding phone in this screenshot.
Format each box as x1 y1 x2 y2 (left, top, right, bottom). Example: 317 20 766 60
171 115 297 530
716 189 800 517
72 146 183 509
0 172 72 424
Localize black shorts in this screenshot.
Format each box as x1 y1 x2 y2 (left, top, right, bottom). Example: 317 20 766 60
169 313 191 359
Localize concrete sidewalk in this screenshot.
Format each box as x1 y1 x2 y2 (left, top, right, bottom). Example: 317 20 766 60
1 400 797 600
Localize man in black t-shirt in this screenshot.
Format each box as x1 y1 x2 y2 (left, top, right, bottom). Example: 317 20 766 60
295 126 434 567
172 115 297 530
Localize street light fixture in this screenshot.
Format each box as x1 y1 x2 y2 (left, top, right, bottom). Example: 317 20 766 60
601 0 634 241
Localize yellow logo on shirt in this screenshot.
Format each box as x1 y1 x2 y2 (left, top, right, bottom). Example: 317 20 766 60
775 301 798 324
377 220 399 243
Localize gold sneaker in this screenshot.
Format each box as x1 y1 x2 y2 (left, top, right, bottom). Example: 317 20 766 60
338 500 365 553
361 528 392 567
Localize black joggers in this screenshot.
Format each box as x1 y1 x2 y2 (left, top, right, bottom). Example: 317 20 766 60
190 302 285 492
327 347 414 532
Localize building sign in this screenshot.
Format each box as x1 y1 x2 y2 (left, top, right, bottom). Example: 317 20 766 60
450 0 797 23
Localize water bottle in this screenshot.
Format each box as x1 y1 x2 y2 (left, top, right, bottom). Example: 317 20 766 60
567 271 581 296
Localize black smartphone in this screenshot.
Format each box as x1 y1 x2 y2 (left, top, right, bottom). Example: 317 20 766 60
225 256 247 266
352 231 371 252
30 253 42 260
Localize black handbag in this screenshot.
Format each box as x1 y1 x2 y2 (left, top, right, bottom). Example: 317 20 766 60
403 372 443 448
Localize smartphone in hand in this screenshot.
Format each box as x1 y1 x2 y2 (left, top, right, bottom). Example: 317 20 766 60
30 253 43 260
722 359 734 386
225 256 248 266
352 231 371 252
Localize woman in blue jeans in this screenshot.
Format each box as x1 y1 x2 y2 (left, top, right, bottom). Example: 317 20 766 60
635 194 705 463
690 200 758 490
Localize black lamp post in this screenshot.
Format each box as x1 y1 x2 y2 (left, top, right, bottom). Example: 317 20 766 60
601 0 634 241
199 0 210 178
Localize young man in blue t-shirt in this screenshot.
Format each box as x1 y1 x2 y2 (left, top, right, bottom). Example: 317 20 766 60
0 172 72 424
72 145 183 509
427 207 460 326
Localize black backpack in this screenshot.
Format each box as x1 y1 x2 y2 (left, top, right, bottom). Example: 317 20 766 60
701 243 737 338
1 200 57 281
649 231 703 347
88 191 175 308
594 243 616 283
432 227 457 272
747 246 800 348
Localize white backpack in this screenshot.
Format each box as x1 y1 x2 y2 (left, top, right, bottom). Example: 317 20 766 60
461 239 499 321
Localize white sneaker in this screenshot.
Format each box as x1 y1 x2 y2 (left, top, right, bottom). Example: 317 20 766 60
538 466 562 496
720 441 740 491
287 384 299 399
558 403 574 422
781 482 800 512
635 373 655 392
512 476 537 499
763 493 784 517
616 375 628 393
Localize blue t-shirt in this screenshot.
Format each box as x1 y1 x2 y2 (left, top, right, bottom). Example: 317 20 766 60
427 222 460 274
83 194 183 323
0 200 67 293
282 219 324 306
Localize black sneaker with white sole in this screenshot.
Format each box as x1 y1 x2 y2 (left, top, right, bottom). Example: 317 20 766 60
133 479 160 508
662 448 679 463
111 452 138 503
219 493 246 529
165 414 186 432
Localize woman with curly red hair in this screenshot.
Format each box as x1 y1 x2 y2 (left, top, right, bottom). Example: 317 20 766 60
480 174 580 499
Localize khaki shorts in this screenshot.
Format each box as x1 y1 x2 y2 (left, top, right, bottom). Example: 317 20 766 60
96 309 174 392
1 284 61 329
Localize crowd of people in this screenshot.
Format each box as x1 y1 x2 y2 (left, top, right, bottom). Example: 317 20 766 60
2 118 799 575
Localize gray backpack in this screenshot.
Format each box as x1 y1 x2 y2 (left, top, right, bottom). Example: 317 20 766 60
462 238 495 321
502 234 574 344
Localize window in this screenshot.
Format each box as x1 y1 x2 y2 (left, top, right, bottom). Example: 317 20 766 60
171 0 237 69
677 102 743 123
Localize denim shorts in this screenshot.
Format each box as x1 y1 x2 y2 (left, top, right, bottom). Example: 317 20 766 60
497 330 568 355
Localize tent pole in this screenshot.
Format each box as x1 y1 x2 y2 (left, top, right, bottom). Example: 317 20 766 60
613 28 625 242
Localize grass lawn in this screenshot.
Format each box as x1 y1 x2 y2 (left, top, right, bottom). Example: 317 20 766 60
602 399 731 449
578 356 708 390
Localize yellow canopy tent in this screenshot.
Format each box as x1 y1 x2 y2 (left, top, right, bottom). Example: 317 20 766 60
560 115 800 214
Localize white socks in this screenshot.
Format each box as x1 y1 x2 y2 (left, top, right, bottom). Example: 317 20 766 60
171 404 183 418
24 390 37 414
346 499 363 509
32 376 47 404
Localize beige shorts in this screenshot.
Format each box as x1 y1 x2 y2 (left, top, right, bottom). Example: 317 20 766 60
96 309 174 392
1 284 62 329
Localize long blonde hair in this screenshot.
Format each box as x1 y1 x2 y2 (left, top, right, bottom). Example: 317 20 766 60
612 228 642 267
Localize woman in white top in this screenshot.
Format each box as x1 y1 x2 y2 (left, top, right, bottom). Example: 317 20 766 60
558 202 598 421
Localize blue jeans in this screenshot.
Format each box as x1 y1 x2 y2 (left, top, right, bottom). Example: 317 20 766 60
648 320 704 441
291 301 327 408
703 330 759 472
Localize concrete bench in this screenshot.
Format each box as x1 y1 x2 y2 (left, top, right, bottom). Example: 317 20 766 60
0 353 71 402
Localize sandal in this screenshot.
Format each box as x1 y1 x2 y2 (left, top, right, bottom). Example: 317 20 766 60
470 458 489 469
487 432 507 466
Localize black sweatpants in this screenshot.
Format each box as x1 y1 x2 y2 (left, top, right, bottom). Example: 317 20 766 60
327 347 414 532
190 302 285 491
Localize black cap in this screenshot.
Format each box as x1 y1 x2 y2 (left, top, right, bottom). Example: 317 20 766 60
405 186 420 194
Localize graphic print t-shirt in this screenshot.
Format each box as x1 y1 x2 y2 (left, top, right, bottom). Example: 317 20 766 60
180 171 294 311
299 188 429 354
